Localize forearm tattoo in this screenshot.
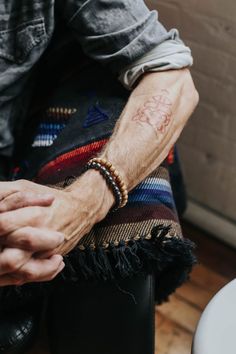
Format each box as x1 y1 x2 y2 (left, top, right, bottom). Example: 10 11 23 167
132 89 172 134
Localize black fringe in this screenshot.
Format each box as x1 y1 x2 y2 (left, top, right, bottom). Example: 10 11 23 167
0 225 197 309
62 225 197 304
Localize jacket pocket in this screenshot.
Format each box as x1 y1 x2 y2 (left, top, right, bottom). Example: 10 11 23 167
0 17 47 64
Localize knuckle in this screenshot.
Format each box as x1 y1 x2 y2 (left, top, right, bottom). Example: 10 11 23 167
2 258 19 272
14 180 25 191
19 234 35 250
16 179 28 188
17 190 26 199
14 191 24 204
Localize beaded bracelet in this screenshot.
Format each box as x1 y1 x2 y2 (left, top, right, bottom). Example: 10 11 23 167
84 158 128 211
90 158 128 208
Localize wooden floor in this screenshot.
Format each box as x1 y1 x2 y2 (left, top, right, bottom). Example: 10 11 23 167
29 221 236 354
155 221 236 354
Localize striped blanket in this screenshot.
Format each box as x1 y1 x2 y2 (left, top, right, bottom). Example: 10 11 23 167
11 62 196 304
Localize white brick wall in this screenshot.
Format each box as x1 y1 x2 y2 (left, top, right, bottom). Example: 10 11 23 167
146 0 236 223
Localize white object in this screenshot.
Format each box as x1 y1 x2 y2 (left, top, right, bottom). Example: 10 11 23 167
192 279 236 354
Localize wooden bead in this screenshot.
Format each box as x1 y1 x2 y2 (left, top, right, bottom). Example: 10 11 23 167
86 157 128 210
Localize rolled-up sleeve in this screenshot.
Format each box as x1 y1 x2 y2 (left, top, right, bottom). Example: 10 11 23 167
58 0 179 71
119 34 193 89
58 0 193 88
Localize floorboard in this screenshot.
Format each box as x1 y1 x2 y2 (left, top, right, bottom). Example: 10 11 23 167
155 313 193 354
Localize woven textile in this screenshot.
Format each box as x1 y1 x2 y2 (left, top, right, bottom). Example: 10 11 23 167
10 62 196 304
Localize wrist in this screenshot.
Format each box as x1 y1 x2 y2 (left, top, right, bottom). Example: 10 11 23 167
65 169 115 222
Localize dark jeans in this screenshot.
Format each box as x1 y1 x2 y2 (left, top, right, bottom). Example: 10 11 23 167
47 274 155 354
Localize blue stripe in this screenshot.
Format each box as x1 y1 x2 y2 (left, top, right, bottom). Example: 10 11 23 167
128 195 174 206
127 199 175 210
40 123 66 129
138 177 171 186
136 181 172 194
130 188 172 199
38 125 66 134
128 190 175 208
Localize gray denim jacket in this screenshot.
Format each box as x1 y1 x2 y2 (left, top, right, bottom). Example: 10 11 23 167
0 0 190 172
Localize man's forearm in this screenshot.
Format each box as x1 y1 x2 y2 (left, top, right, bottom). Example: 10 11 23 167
99 69 199 191
68 69 198 220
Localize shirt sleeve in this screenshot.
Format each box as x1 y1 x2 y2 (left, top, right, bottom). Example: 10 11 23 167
119 32 193 89
58 0 181 73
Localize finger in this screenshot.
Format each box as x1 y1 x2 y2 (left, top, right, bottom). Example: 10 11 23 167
0 248 32 275
0 191 54 213
0 274 24 287
0 180 28 201
14 255 64 284
55 235 81 257
0 187 19 202
0 206 47 236
38 235 78 259
1 227 64 252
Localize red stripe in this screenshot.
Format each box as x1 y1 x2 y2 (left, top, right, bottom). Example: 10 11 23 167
167 147 175 165
36 139 108 182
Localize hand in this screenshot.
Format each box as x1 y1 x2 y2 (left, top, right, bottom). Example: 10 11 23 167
0 170 113 285
0 185 66 285
0 250 64 286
